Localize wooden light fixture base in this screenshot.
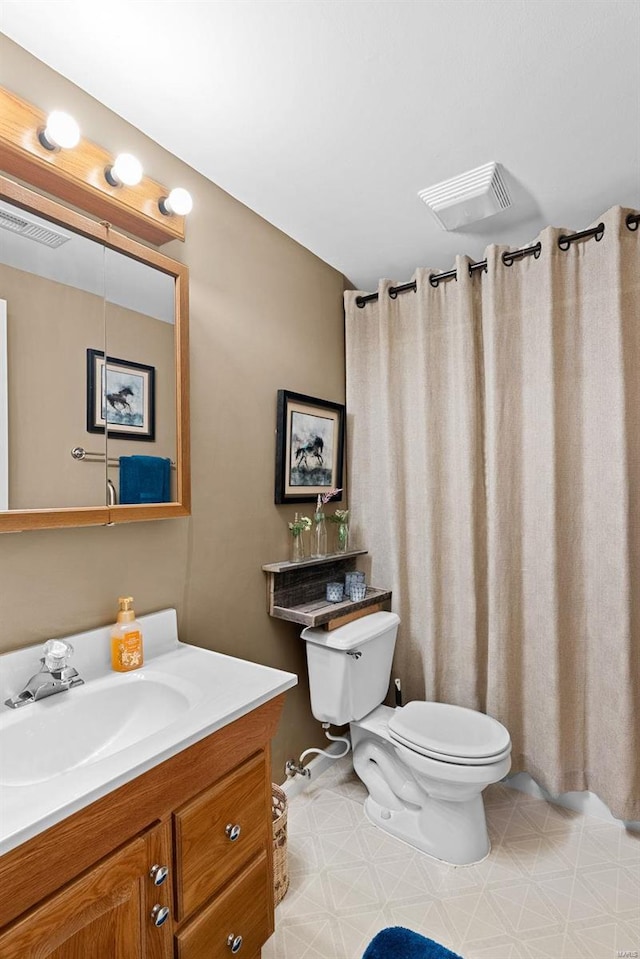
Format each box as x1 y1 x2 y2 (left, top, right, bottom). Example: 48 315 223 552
0 87 186 246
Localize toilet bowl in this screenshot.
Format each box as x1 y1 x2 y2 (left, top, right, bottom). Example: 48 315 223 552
301 611 511 865
351 704 511 863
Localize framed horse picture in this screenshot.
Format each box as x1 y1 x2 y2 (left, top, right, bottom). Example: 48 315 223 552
86 349 155 441
275 390 345 504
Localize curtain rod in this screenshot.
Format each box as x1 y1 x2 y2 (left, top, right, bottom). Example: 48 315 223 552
355 215 639 309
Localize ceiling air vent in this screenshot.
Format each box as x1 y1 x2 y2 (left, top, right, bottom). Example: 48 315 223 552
0 209 70 248
418 161 511 231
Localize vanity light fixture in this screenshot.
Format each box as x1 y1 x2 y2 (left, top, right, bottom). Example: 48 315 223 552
104 153 143 188
38 110 81 151
159 187 193 217
1 87 186 244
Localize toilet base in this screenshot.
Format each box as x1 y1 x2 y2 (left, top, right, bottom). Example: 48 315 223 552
362 791 491 866
351 708 497 866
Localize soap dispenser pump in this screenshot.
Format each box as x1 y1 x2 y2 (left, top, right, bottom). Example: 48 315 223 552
111 596 144 672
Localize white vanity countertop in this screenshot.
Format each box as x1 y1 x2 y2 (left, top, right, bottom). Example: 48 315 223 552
0 609 297 855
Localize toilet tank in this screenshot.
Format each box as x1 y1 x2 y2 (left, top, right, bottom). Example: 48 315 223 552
300 611 400 725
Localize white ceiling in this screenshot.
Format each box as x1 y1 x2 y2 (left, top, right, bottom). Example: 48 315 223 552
1 0 639 291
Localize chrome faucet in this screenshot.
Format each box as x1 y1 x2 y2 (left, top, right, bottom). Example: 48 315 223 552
4 639 84 709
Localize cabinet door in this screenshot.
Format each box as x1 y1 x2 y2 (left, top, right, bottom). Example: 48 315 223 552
0 826 172 959
174 750 270 920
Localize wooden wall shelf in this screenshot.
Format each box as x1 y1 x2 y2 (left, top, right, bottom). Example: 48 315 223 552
262 549 367 574
262 550 392 629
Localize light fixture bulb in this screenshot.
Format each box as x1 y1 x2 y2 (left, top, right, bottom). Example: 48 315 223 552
106 153 143 187
39 110 80 150
159 187 193 217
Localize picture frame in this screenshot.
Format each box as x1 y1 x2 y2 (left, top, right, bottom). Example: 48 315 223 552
86 349 156 442
275 389 345 504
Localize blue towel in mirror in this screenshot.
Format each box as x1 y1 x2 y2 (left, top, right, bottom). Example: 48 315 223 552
119 456 171 504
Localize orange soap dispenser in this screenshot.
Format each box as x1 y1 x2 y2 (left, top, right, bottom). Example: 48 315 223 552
111 596 144 672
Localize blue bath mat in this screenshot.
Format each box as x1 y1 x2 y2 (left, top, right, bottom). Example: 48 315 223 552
362 926 463 959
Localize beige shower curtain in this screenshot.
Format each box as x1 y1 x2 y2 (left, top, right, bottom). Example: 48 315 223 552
345 207 639 821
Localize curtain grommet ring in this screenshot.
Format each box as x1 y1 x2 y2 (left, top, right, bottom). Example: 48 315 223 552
429 273 440 288
626 213 640 231
558 223 605 251
388 287 398 299
502 242 541 267
355 296 365 309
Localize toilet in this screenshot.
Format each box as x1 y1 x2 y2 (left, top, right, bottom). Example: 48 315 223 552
300 610 511 865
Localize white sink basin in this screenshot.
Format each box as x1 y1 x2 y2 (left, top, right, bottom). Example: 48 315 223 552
1 673 197 786
0 609 297 854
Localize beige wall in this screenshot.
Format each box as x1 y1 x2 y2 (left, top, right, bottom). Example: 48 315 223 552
0 37 347 780
1 263 105 508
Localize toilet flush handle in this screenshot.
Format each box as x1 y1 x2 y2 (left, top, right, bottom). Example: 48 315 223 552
347 650 362 659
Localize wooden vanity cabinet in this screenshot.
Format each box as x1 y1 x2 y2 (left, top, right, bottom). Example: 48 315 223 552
0 695 284 959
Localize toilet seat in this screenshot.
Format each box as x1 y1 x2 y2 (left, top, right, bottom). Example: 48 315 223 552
389 728 512 765
388 701 511 766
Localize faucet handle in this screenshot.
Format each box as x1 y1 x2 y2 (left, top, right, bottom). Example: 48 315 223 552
43 639 74 671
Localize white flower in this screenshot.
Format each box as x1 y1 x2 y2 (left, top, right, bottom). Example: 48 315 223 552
289 515 312 535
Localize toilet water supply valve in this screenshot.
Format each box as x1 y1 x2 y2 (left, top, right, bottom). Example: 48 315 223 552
285 722 351 779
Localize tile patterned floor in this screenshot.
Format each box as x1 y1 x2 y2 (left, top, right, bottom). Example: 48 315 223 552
263 758 640 959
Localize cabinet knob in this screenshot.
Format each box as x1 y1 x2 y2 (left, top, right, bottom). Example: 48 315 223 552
151 904 170 927
227 933 243 953
225 823 241 842
149 863 169 886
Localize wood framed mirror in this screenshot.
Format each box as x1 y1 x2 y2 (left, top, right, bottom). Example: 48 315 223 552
0 174 190 532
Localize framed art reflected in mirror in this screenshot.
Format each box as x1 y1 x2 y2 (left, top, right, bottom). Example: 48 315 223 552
87 349 155 442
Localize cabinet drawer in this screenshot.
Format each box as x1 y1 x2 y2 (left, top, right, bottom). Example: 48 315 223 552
175 851 271 959
174 751 270 920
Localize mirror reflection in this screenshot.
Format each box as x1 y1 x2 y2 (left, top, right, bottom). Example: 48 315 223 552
104 248 176 506
0 198 177 511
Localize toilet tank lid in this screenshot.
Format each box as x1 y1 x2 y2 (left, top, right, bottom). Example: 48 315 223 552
301 611 400 650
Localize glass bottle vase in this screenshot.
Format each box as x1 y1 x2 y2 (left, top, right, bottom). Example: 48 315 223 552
311 512 327 558
336 521 349 554
290 532 305 563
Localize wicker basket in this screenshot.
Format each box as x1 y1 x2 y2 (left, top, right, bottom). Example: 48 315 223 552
272 784 289 906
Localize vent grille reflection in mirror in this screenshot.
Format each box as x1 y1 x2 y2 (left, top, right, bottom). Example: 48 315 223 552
0 208 70 248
